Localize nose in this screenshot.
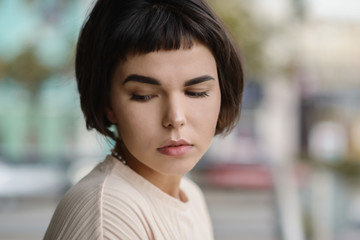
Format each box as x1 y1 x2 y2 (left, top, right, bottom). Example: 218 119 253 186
162 95 186 129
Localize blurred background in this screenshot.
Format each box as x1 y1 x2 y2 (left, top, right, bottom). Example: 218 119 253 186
0 0 360 239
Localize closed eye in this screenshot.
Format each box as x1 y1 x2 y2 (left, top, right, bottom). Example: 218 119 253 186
185 91 209 98
130 94 154 102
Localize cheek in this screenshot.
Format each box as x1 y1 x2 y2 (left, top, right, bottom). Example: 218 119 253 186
116 107 158 143
192 95 221 134
205 91 221 121
207 93 221 134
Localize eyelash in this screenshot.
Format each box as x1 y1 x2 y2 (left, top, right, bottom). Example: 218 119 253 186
185 91 209 98
130 91 209 102
130 94 154 101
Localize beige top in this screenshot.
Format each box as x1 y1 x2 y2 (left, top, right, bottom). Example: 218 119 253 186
44 155 214 240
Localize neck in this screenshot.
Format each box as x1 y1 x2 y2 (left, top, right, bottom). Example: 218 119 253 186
114 142 184 200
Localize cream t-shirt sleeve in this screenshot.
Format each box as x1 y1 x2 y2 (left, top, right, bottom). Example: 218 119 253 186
44 161 148 240
101 181 152 240
44 168 105 240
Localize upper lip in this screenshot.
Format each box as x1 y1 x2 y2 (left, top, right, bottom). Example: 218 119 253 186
158 139 192 148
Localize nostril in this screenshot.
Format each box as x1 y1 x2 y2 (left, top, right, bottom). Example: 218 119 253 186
163 118 186 129
162 99 186 128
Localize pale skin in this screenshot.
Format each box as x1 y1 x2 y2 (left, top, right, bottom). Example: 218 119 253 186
107 42 221 201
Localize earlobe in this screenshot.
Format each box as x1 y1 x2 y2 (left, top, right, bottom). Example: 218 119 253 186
106 108 118 124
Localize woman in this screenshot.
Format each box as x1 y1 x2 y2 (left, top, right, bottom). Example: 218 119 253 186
44 0 244 239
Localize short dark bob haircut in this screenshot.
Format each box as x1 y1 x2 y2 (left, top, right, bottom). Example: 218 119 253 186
76 0 244 141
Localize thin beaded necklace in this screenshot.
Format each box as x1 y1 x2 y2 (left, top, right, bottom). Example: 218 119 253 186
111 149 127 165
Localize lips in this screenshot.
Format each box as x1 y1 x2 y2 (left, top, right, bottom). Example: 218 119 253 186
157 139 193 157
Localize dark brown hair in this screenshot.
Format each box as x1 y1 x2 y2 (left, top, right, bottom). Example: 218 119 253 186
76 0 244 140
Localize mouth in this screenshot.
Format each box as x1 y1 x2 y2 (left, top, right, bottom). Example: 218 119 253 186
157 139 193 157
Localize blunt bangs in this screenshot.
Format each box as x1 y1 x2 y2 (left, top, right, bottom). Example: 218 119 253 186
104 1 226 65
111 5 195 56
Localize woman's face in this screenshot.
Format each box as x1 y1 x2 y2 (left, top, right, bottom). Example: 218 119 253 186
107 42 221 178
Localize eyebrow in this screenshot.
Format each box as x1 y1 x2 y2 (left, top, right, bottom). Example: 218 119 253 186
122 74 215 86
122 75 160 85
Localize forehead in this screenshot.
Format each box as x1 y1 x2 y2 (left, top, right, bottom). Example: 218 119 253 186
114 43 218 82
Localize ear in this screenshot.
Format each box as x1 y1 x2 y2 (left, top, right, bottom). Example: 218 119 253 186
106 107 118 124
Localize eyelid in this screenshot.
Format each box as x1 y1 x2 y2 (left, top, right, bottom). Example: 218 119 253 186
127 86 159 102
130 94 155 102
185 90 209 98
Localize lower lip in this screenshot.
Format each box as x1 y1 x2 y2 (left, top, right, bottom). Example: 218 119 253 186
157 145 193 157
